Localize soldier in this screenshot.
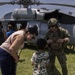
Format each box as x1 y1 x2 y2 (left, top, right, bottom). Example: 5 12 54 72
45 18 70 75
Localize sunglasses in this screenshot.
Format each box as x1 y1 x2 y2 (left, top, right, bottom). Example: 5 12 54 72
32 36 35 39
50 25 55 27
31 34 35 39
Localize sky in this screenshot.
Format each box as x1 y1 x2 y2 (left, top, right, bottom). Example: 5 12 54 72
0 0 75 19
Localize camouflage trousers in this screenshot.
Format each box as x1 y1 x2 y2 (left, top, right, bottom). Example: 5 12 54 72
48 49 68 75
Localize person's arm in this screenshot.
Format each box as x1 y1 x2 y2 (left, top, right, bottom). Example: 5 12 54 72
63 29 70 43
44 53 50 67
57 29 70 43
63 38 70 43
44 31 49 40
44 31 53 44
6 32 9 39
9 35 24 62
31 53 35 66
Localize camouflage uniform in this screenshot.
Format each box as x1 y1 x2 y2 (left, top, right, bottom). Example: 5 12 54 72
45 26 70 75
31 51 49 75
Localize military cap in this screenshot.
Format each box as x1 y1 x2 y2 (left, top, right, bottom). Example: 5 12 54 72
48 18 58 27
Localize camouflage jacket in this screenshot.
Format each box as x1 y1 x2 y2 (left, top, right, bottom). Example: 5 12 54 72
45 27 70 49
31 51 49 75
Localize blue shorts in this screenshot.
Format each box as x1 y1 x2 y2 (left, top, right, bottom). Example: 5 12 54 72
0 48 16 75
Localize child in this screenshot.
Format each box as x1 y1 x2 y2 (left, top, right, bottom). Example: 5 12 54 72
31 38 50 75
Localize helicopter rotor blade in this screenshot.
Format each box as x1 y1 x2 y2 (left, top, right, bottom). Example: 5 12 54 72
35 2 75 8
0 1 16 5
0 1 75 8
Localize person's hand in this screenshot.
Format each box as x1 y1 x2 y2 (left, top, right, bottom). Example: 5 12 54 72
56 39 64 43
15 56 19 63
47 39 53 44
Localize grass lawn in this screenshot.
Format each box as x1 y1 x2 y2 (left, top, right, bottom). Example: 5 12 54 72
0 46 75 75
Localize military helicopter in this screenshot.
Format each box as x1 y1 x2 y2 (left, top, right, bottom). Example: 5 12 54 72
1 0 75 49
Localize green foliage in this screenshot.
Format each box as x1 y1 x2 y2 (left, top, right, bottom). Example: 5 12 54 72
17 48 75 75
0 48 75 75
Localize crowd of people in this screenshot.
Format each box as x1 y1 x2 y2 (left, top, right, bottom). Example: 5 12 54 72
0 18 70 75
